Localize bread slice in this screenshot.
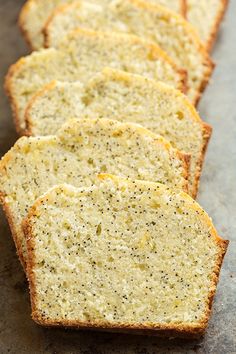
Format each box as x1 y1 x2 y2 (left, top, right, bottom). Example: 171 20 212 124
24 174 228 337
44 0 214 104
5 29 185 134
25 68 211 198
187 0 229 51
0 118 189 268
18 0 186 50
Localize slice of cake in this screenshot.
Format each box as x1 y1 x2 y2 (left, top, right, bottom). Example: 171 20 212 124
24 174 228 337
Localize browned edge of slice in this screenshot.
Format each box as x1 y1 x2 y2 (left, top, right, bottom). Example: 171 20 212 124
194 58 215 107
0 189 26 270
4 57 28 136
205 0 229 52
192 122 212 199
18 0 35 51
181 0 188 17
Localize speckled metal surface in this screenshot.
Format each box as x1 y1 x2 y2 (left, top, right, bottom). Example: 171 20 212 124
0 1 235 353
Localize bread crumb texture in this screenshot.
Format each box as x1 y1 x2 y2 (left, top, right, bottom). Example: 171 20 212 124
25 176 227 335
0 118 188 265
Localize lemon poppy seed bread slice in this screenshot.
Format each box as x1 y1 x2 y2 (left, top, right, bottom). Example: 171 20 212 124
18 0 186 50
44 0 214 104
25 68 211 198
187 0 229 51
0 118 189 268
5 30 185 134
24 175 228 337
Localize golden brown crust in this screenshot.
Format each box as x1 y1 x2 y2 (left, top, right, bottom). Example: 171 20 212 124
178 152 191 195
205 237 229 322
205 0 229 52
181 0 188 18
24 181 228 338
194 58 215 107
181 32 214 106
118 0 214 105
4 57 28 136
31 318 205 338
180 69 188 95
0 191 26 270
0 143 30 269
192 122 213 199
18 0 35 51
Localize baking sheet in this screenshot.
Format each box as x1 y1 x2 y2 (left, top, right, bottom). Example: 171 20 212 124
0 1 235 353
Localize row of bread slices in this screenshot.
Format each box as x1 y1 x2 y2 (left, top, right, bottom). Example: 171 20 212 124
19 0 228 52
0 117 229 336
0 0 229 337
1 75 228 335
8 0 228 133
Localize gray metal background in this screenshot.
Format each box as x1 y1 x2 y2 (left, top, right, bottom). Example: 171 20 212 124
0 1 235 353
